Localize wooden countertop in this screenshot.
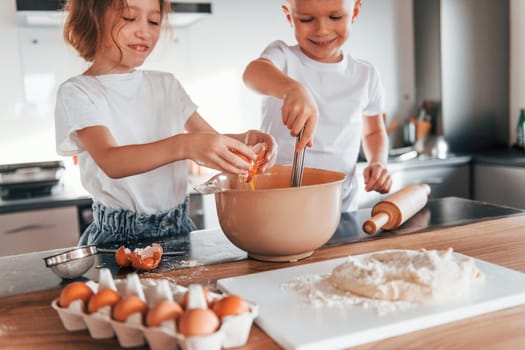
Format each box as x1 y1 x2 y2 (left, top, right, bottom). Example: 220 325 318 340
1 214 525 349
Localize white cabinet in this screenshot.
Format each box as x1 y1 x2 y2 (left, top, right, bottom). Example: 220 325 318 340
474 164 525 209
0 206 80 256
357 161 471 209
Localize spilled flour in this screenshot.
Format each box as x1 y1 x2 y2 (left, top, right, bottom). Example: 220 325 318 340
283 248 485 315
283 273 415 315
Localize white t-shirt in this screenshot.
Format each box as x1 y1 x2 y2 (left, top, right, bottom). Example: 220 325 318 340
55 70 197 214
260 40 385 212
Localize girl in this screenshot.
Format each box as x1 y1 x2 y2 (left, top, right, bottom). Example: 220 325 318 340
55 0 277 245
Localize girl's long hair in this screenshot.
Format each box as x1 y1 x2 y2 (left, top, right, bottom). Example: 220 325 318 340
62 0 168 62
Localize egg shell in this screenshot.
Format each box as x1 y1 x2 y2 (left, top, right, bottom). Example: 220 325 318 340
58 281 94 309
112 295 148 322
178 308 220 337
88 288 121 314
115 246 131 267
211 294 251 318
146 300 183 327
53 277 258 350
129 244 163 270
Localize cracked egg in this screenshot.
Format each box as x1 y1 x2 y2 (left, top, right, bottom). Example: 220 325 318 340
115 243 163 270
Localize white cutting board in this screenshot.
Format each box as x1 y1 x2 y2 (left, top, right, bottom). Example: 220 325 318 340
217 252 525 350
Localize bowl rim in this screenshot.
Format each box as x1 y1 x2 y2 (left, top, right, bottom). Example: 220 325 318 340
44 245 98 267
208 166 347 193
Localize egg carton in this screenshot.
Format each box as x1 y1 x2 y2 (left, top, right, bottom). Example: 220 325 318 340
51 268 259 350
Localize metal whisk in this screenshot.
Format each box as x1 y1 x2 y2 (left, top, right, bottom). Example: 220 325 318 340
290 129 306 187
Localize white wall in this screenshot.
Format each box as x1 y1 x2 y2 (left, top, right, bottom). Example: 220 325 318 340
0 0 414 165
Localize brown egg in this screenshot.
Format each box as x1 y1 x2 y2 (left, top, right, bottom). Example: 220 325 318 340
115 246 131 267
58 281 93 309
212 294 251 318
146 300 184 327
179 287 213 310
112 295 148 322
87 288 121 314
178 308 220 337
129 243 163 270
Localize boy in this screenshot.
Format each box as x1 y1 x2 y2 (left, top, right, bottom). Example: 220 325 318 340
243 0 391 212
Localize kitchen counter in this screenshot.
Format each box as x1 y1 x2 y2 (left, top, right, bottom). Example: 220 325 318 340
473 147 525 167
1 197 522 298
1 197 525 349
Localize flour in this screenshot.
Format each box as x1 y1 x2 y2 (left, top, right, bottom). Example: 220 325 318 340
283 248 484 315
283 274 415 315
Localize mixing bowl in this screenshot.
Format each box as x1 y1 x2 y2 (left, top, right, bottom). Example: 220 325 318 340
195 165 346 262
44 245 98 279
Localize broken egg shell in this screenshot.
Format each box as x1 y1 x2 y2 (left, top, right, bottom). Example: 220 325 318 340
129 244 163 270
115 246 131 267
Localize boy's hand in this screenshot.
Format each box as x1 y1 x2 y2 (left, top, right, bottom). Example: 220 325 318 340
281 84 318 151
363 162 392 193
243 130 278 172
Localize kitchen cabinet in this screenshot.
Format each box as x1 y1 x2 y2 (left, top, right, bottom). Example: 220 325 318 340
474 164 525 209
357 157 471 209
0 206 80 256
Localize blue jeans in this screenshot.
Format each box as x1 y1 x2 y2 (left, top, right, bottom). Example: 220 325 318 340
78 197 197 246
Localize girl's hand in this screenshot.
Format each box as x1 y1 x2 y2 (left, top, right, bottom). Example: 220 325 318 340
189 133 257 174
363 162 392 193
281 84 318 151
243 130 278 172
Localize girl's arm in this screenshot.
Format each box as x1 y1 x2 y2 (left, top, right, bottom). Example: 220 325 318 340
243 58 317 151
76 112 255 179
185 112 277 172
361 114 392 193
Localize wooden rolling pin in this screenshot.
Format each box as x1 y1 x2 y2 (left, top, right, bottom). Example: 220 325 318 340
363 184 431 234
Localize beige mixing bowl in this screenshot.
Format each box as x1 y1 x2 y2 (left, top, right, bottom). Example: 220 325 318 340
195 165 346 262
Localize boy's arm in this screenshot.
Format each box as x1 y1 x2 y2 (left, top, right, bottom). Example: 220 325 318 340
243 58 317 151
243 58 296 100
361 114 392 193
